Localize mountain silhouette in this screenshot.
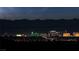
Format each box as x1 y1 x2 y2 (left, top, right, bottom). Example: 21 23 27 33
0 19 79 33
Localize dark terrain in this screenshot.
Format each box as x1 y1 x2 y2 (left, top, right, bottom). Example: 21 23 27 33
0 37 79 51
0 18 79 33
0 19 79 51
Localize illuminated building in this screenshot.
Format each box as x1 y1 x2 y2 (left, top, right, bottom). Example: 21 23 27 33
49 30 57 36
49 30 61 37
16 34 22 37
73 32 79 37
49 30 56 33
63 32 71 37
30 32 40 36
16 34 27 37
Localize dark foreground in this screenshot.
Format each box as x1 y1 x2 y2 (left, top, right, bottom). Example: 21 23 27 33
0 37 79 51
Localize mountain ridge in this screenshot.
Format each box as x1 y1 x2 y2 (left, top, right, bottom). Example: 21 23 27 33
0 18 79 33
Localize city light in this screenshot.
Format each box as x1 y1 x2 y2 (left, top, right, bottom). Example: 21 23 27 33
16 34 22 37
1 30 79 42
73 32 79 37
63 33 71 37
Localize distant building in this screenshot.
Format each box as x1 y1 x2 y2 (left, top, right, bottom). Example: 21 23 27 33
30 32 40 36
73 32 79 37
63 32 71 37
16 33 27 37
48 30 61 37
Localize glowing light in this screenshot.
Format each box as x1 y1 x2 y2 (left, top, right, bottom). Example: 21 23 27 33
30 32 40 36
16 34 22 37
63 33 71 37
73 32 79 37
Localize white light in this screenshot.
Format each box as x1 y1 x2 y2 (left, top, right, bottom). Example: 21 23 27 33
16 34 22 37
50 30 56 32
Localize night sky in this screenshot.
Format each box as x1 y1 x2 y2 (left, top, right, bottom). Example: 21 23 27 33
0 7 79 19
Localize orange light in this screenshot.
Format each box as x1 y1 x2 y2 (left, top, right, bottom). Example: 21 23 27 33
63 33 71 37
73 32 79 37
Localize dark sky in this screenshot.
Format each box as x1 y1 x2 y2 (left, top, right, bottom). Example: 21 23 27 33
0 7 79 20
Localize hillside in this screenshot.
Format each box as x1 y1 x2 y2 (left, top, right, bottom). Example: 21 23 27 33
0 19 79 33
